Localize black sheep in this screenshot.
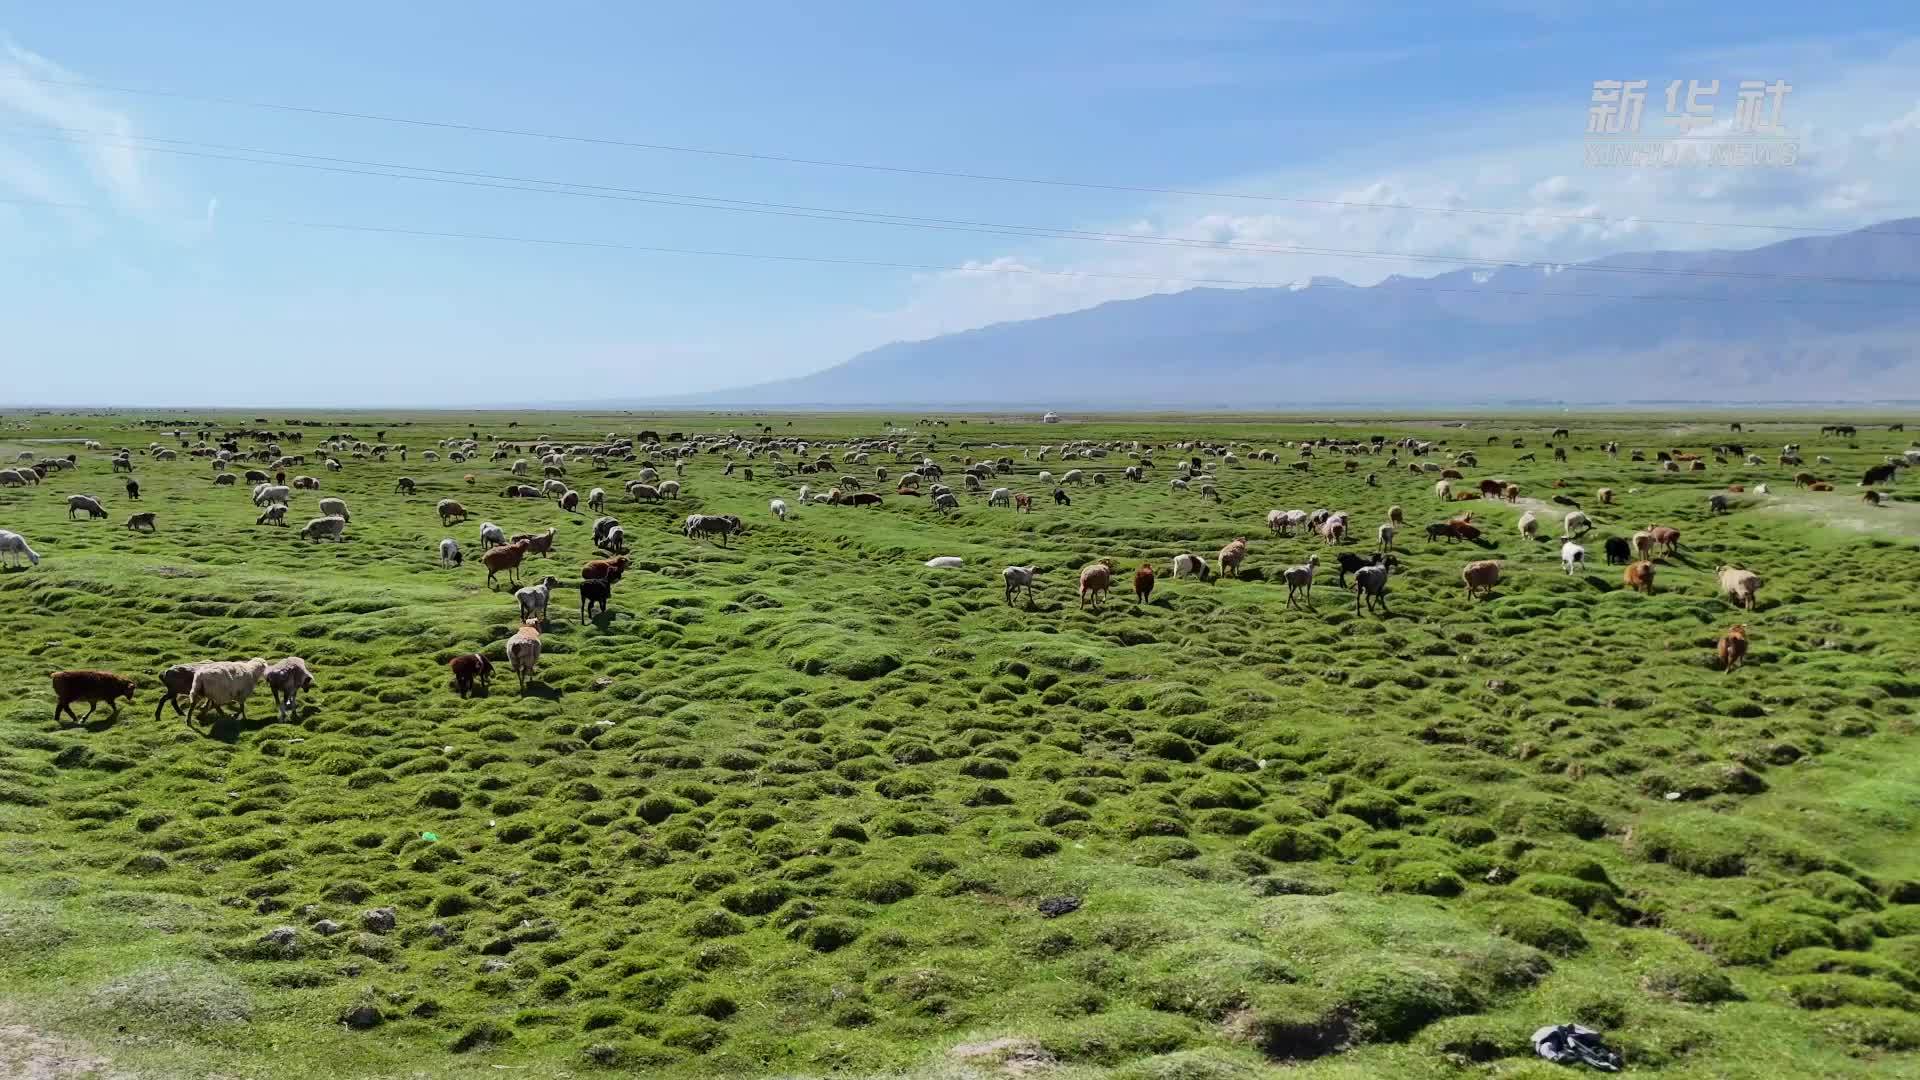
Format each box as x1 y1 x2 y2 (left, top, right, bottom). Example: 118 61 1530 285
1603 536 1632 565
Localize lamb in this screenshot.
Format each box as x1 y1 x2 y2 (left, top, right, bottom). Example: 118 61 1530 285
483 540 531 589
1461 559 1502 600
298 515 347 542
1282 555 1320 609
49 670 137 724
1597 487 1614 505
479 521 507 549
124 512 156 532
450 653 493 696
395 477 417 494
1078 559 1115 608
125 478 140 500
1218 538 1249 578
0 529 41 567
1717 624 1749 672
516 575 561 623
1560 541 1586 574
1133 562 1155 603
264 657 314 721
1623 560 1656 594
1716 565 1762 610
506 619 543 691
579 578 612 623
1003 565 1039 606
317 497 350 522
1518 511 1538 541
1352 560 1392 614
186 658 270 723
1631 529 1655 560
1014 493 1032 512
152 663 206 721
436 499 468 525
255 505 288 527
771 498 789 520
440 538 463 567
925 556 965 569
1561 511 1592 538
1377 523 1396 551
1171 553 1211 582
67 495 107 520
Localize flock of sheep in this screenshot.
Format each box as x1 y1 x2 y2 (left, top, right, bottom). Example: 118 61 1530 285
8 419 1911 722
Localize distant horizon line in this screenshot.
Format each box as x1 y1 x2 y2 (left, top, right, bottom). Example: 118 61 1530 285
6 399 1920 414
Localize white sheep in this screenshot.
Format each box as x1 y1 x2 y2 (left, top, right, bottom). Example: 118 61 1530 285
253 483 290 506
0 529 41 567
1061 469 1084 485
1282 555 1320 608
516 575 560 623
317 497 350 522
186 658 270 722
1560 541 1586 575
1435 480 1452 500
1038 471 1054 485
1755 483 1769 495
659 480 681 499
440 538 463 567
1002 564 1039 605
66 495 107 520
298 516 347 542
1518 510 1538 540
1377 523 1396 551
798 484 812 503
1171 553 1211 581
988 487 1012 507
925 556 964 569
1562 511 1592 538
264 657 314 721
771 498 789 520
588 487 606 512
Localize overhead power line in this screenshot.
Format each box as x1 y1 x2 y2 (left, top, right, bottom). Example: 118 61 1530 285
4 194 1910 310
4 72 1912 238
8 124 1920 292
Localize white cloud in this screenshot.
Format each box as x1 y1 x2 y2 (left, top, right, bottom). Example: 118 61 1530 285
0 43 149 210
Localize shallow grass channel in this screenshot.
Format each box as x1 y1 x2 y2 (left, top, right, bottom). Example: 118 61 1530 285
2 409 1919 1078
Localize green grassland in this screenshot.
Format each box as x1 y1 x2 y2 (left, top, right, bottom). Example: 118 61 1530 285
2 408 1919 1079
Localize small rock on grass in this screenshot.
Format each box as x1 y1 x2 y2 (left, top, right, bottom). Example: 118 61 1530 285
1038 896 1082 918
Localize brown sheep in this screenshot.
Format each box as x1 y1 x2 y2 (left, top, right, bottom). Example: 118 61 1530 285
1218 538 1249 578
1503 483 1520 503
1460 560 1501 600
1717 624 1748 672
1133 562 1155 604
1078 559 1115 608
1808 482 1834 492
1648 525 1681 555
511 527 558 558
483 540 531 590
50 670 136 724
582 555 630 584
1624 560 1656 594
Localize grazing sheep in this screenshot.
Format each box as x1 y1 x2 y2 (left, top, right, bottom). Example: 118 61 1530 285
1377 522 1396 551
440 538 463 567
506 619 542 692
1282 555 1320 609
1561 511 1592 538
66 495 107 520
770 498 789 520
293 476 320 491
1602 536 1631 565
1352 560 1392 614
1518 511 1538 541
516 575 561 623
1133 562 1155 603
395 477 417 494
253 483 291 506
1170 478 1188 492
124 512 156 532
298 516 347 542
264 657 313 721
1718 624 1749 672
1218 538 1249 578
1014 493 1032 513
579 578 612 623
934 492 962 512
1461 559 1502 600
925 556 965 569
1267 509 1289 535
1434 480 1452 501
512 527 558 558
1319 516 1346 544
437 499 468 525
1648 525 1681 556
587 487 606 512
1002 565 1039 606
1078 559 1115 608
1171 553 1211 582
450 653 493 696
1062 469 1084 485
255 505 288 527
684 514 744 545
1561 541 1586 575
0 529 42 567
49 670 137 724
211 473 237 487
1597 487 1614 505
558 489 581 513
1623 560 1656 594
186 658 270 723
582 555 630 583
479 521 507 549
483 540 531 589
1717 565 1762 610
1631 529 1655 560
1388 504 1404 526
317 497 350 522
125 478 140 500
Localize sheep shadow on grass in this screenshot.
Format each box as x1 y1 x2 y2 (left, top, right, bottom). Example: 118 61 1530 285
188 710 273 744
519 682 562 701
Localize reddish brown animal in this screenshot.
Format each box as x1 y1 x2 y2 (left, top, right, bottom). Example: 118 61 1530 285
1014 493 1032 513
1808 482 1834 492
1218 537 1249 578
1717 624 1748 672
1478 478 1504 497
1624 560 1656 594
1460 560 1501 600
582 555 630 583
50 670 136 724
449 653 493 696
1503 483 1520 503
850 492 884 507
1647 525 1681 555
1133 562 1155 603
510 527 557 558
1079 559 1115 608
1454 491 1481 502
483 540 531 590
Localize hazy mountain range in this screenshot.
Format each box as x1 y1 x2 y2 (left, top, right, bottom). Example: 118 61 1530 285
655 219 1920 408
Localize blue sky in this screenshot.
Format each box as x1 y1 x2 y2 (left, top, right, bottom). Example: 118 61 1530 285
4 2 1919 405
